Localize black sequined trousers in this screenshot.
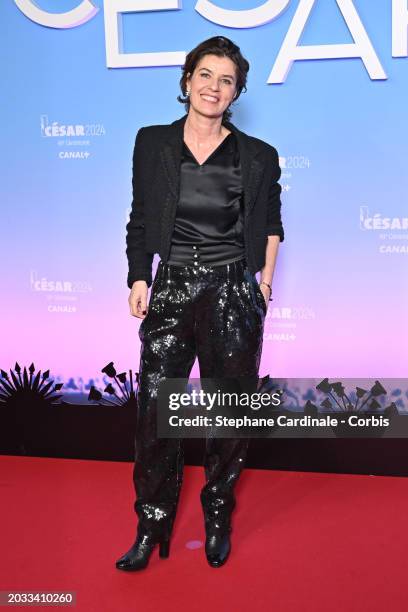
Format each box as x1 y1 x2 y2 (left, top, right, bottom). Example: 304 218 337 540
133 258 267 538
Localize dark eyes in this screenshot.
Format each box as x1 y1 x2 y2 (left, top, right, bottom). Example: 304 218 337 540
200 72 232 85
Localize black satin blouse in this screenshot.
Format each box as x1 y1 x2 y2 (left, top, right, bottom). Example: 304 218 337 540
167 131 245 267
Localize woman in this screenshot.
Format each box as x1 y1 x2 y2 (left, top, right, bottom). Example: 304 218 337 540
116 36 284 571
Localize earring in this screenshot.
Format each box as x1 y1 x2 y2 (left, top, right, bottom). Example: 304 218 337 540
186 88 190 97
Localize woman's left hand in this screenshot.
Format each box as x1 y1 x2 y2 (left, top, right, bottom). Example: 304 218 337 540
259 284 270 309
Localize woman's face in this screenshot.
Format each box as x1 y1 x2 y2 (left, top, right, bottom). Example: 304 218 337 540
186 54 238 120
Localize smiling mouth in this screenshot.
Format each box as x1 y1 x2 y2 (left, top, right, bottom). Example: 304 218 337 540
201 94 219 103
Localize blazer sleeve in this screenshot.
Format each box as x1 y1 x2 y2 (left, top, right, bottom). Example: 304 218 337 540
125 127 154 289
266 146 284 242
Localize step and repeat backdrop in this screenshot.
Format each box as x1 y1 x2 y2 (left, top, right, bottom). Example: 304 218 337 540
2 1 407 400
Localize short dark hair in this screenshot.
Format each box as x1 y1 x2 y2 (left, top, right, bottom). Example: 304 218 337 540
177 36 250 124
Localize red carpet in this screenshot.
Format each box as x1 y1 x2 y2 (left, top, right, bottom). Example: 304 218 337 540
1 455 407 611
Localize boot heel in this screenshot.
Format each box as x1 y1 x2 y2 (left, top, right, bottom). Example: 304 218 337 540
159 538 170 559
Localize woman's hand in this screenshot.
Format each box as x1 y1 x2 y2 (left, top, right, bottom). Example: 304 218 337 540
129 280 149 318
259 284 271 309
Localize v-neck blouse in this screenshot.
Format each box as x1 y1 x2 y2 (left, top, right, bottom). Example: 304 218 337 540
167 131 245 267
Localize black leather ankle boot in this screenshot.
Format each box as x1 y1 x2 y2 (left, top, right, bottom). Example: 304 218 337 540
203 508 233 568
205 527 231 568
115 526 171 571
201 492 235 568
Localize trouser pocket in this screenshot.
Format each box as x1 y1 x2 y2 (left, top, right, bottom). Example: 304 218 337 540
245 269 268 316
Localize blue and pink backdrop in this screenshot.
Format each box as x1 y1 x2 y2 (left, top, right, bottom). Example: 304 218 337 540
2 1 407 397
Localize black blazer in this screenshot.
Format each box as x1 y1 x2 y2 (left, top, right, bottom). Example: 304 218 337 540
125 113 284 288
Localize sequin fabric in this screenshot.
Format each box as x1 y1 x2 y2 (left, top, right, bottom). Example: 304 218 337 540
133 258 267 537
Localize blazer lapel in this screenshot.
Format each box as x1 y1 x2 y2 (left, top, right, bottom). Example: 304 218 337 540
159 113 265 232
225 119 265 218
